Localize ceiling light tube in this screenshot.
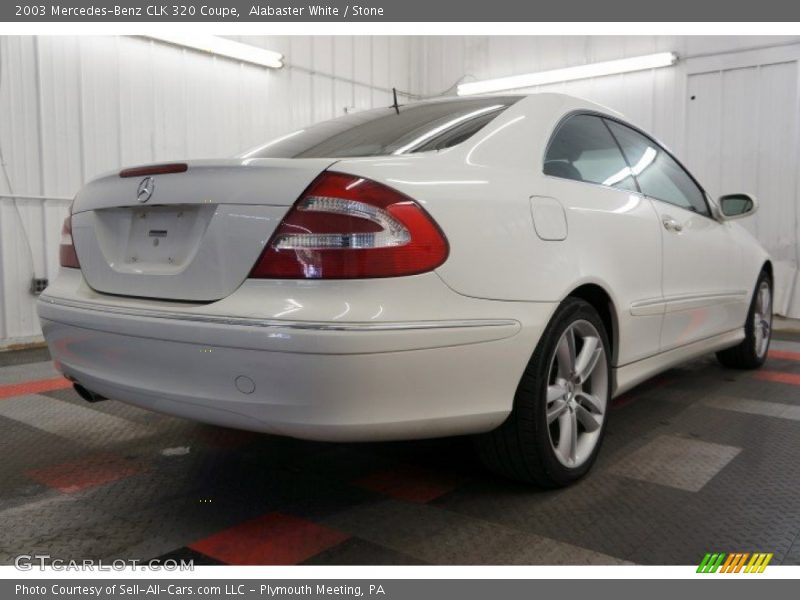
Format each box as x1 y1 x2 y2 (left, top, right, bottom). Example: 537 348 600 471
144 34 283 69
457 52 677 96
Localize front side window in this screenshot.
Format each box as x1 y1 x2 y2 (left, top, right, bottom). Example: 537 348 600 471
543 114 637 192
240 97 520 159
604 120 709 216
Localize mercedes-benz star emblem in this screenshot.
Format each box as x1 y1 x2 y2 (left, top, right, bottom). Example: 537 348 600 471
137 177 155 203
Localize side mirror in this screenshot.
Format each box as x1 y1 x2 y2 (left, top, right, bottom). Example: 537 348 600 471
717 193 758 221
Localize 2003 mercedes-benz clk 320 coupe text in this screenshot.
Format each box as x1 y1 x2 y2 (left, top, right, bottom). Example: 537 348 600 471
38 93 772 486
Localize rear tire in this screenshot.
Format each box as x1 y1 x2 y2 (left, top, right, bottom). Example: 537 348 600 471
475 297 611 487
716 270 773 369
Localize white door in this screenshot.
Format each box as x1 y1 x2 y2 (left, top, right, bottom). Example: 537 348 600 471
648 201 742 350
604 119 740 351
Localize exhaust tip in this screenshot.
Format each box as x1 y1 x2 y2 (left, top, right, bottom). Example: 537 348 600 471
73 383 108 403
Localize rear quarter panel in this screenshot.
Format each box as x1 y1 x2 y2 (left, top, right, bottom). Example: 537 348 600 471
333 95 665 365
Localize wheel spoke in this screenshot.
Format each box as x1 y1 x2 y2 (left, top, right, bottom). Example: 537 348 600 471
575 391 603 414
574 336 601 383
556 328 577 378
569 410 578 463
547 399 569 424
575 404 602 432
556 412 573 461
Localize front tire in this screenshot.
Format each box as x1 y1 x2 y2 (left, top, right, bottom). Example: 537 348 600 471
475 298 611 487
716 270 773 369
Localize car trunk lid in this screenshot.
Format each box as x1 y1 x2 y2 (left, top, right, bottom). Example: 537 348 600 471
70 158 335 302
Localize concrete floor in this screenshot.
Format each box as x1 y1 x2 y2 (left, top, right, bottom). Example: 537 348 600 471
2 333 800 565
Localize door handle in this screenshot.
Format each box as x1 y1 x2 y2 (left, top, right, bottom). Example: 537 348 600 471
662 217 683 233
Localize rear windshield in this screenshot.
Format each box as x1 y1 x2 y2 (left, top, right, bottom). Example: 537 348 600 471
241 96 521 159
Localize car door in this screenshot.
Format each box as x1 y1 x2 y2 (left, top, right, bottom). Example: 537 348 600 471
542 114 664 365
604 119 741 352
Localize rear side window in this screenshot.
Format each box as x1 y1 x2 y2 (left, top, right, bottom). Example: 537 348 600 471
241 97 520 159
544 114 637 192
604 120 709 216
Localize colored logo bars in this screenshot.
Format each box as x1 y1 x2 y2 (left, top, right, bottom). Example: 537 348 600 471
697 552 773 573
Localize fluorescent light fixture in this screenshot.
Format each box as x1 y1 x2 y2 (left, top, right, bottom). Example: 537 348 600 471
457 52 677 96
144 35 283 69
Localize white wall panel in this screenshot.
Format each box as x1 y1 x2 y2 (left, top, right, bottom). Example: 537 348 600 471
0 35 422 345
371 37 391 107
753 63 799 314
333 36 355 114
0 36 45 343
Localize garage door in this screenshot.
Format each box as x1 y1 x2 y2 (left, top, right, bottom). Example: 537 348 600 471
685 62 800 317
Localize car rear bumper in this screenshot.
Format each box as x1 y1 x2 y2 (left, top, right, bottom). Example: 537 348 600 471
37 270 555 441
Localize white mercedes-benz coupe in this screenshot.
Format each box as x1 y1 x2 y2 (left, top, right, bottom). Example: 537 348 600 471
38 93 772 486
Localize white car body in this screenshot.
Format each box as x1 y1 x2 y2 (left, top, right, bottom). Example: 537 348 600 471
37 93 770 444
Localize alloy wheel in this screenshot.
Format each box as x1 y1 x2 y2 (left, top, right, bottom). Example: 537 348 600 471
546 320 608 468
753 280 772 359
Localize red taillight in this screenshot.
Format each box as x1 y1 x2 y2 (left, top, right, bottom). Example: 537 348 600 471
59 216 80 269
250 172 449 279
119 163 188 178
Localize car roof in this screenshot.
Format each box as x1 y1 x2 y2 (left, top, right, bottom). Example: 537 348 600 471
403 92 624 119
